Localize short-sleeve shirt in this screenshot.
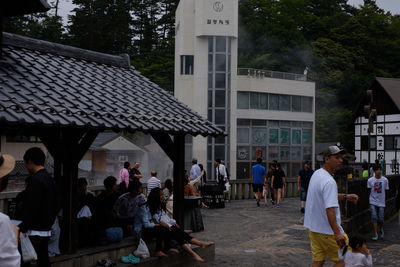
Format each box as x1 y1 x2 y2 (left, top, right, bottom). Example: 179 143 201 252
304 168 343 235
0 212 21 267
272 169 285 187
368 176 389 207
129 168 141 180
190 164 202 180
252 164 266 184
299 168 314 190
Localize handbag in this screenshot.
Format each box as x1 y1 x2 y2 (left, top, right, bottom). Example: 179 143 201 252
20 234 38 262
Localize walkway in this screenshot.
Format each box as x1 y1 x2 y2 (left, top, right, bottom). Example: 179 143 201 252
192 198 400 266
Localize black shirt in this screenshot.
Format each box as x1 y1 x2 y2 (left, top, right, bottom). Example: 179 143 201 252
299 168 314 190
94 191 120 231
129 168 141 181
272 169 286 187
19 169 57 233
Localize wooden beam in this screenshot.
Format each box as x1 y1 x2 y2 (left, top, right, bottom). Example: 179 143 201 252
173 134 185 228
76 129 100 161
151 132 175 160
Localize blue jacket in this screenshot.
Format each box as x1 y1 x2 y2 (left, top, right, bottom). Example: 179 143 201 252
133 204 155 236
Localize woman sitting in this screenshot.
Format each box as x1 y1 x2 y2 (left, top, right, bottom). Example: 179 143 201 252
133 186 173 257
149 187 214 262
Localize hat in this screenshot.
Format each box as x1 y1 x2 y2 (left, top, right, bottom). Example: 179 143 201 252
304 160 311 165
0 153 15 178
323 146 345 158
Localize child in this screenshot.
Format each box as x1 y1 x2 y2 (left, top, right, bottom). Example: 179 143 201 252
338 235 372 267
368 164 389 240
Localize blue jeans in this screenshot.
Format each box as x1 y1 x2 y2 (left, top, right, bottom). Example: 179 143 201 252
370 204 384 222
300 187 307 201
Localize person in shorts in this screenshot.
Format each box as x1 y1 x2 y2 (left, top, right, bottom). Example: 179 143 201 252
251 158 266 207
297 161 314 213
367 164 389 240
304 145 358 266
271 163 286 207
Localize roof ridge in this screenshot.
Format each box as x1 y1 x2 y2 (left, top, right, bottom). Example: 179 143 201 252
2 32 131 69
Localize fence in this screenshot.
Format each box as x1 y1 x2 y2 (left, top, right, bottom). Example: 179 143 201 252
237 68 307 81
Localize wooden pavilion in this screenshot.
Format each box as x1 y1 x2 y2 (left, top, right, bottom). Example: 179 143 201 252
0 1 225 253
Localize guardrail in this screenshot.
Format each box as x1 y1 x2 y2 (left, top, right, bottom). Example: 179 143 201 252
237 68 307 81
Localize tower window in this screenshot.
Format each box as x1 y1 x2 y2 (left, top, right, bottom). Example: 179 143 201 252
180 55 194 75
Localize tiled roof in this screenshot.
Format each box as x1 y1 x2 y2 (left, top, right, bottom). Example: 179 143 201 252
376 77 400 111
0 33 225 137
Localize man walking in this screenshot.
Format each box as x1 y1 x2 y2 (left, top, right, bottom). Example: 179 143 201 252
368 164 389 240
251 158 266 207
215 159 227 188
19 147 57 267
304 146 358 267
297 161 314 213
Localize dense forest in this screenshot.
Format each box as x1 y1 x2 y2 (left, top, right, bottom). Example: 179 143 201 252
4 0 400 149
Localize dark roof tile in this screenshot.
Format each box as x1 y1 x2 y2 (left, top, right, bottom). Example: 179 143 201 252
0 33 225 137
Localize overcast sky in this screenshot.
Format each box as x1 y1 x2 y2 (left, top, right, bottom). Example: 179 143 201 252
58 0 400 25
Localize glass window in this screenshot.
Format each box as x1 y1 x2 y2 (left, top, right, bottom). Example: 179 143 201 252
216 37 226 52
292 121 302 127
395 136 400 149
252 147 266 160
291 96 301 112
237 92 249 109
370 136 377 150
302 122 313 128
237 146 250 160
303 146 312 160
250 92 259 109
215 136 226 144
269 129 279 144
292 129 301 144
208 37 213 52
280 121 291 126
268 146 279 160
237 119 250 126
215 73 226 88
252 128 267 145
291 146 302 160
208 54 213 72
280 146 290 160
207 145 212 159
269 94 279 110
208 90 212 107
180 55 194 75
301 97 313 112
384 136 393 150
214 145 225 160
280 129 290 144
185 144 193 162
269 120 279 126
208 73 212 89
208 109 212 121
260 93 268 109
279 95 290 111
302 129 312 145
215 90 226 107
237 162 250 179
216 54 226 71
215 109 225 124
252 120 266 126
237 128 249 143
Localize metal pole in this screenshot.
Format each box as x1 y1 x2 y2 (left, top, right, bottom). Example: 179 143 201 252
368 121 371 176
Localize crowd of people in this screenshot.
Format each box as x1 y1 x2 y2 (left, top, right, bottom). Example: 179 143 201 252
0 145 394 267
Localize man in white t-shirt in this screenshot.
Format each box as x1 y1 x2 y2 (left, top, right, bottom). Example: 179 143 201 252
368 164 389 240
303 146 358 266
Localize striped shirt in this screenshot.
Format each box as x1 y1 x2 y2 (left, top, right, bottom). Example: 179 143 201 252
147 177 161 196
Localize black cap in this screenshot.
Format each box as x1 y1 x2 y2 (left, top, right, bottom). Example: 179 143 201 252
323 146 345 157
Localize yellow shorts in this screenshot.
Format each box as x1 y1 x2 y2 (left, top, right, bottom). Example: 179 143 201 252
308 231 348 262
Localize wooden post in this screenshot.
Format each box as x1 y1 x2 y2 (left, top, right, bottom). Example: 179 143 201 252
173 134 185 228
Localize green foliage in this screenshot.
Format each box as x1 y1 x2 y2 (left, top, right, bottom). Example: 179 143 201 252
239 0 400 149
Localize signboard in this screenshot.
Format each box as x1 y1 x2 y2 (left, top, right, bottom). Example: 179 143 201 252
195 0 238 37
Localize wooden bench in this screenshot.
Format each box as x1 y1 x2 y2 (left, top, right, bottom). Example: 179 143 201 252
50 237 215 267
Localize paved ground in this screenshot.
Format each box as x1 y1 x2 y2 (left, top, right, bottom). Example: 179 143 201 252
192 198 400 266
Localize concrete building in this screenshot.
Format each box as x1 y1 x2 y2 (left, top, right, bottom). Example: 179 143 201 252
354 77 400 175
175 0 315 179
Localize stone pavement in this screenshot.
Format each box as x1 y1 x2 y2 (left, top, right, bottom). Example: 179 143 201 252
192 198 400 266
